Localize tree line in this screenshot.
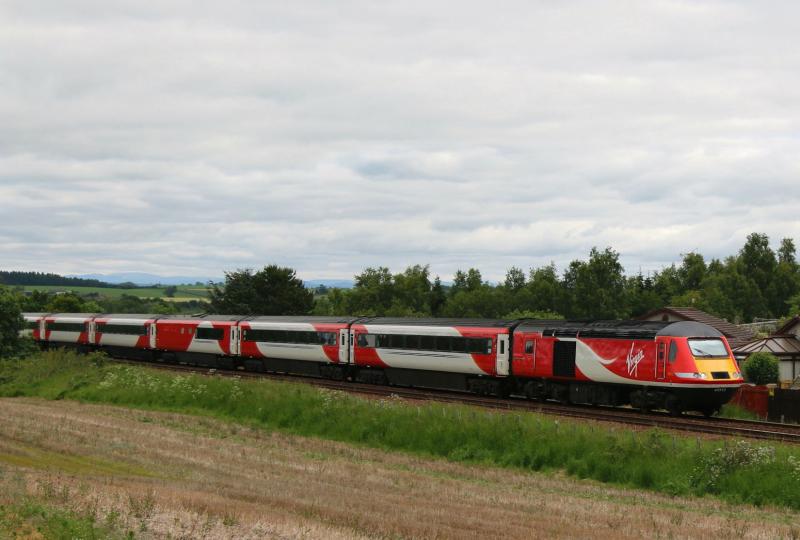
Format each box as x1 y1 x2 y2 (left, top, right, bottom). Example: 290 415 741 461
0 271 138 289
208 232 800 323
1 231 798 325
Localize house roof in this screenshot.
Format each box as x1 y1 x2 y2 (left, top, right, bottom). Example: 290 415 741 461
774 315 800 336
638 306 756 348
733 335 800 358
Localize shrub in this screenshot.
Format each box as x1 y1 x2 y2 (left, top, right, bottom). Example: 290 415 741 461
0 286 25 359
743 352 780 385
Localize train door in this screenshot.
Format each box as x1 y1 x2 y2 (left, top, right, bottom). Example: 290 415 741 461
496 334 510 376
339 329 349 363
349 330 356 364
526 339 537 372
87 320 96 345
230 325 239 356
656 342 666 380
149 323 157 349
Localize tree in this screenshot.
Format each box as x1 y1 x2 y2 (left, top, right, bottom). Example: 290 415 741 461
563 247 627 319
778 238 797 266
503 267 526 291
429 277 446 316
742 352 780 385
46 293 95 313
392 265 433 315
347 267 395 316
739 233 777 313
164 285 178 298
678 252 707 291
625 273 662 317
526 264 565 315
0 286 26 358
209 265 314 315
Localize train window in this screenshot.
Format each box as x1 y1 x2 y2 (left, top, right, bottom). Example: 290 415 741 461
99 324 147 336
388 334 405 348
451 337 467 353
317 332 329 345
466 338 490 354
47 322 85 332
419 335 435 350
668 340 678 363
688 338 728 358
358 334 377 348
196 327 224 340
500 340 505 355
435 336 451 351
406 335 420 350
525 340 534 354
25 320 39 330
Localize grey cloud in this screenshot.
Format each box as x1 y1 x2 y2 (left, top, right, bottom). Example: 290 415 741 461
1 1 799 281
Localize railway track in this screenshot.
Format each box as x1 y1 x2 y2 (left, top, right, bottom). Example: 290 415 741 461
109 358 800 444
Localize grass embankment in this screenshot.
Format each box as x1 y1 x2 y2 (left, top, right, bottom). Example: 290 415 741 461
2 351 800 512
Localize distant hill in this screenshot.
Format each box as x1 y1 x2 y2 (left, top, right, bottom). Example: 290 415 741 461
70 273 223 286
305 279 354 289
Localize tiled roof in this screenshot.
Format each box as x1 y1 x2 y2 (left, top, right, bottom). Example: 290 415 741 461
734 335 800 358
638 306 756 348
774 316 800 337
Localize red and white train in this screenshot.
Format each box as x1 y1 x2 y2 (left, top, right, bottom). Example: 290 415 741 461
22 312 744 416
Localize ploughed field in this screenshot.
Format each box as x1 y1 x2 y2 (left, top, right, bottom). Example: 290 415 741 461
1 398 799 540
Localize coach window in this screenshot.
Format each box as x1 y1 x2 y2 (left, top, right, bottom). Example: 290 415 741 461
525 340 534 354
419 335 434 351
197 327 223 340
405 335 420 350
668 340 678 363
358 334 377 348
435 336 450 351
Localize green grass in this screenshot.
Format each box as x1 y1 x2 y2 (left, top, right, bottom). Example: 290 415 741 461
719 403 762 421
0 498 120 539
19 285 169 298
16 284 212 301
2 351 800 512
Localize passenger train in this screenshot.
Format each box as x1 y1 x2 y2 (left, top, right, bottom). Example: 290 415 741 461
21 312 744 416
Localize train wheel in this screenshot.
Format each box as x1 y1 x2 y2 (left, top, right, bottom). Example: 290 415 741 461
701 406 717 418
666 396 682 417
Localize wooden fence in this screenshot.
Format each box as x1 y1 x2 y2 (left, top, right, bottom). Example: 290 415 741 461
730 385 800 423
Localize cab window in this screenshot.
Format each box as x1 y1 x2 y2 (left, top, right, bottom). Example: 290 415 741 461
668 340 678 363
687 338 728 358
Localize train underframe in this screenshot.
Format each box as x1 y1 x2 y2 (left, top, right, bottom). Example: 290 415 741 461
49 342 738 417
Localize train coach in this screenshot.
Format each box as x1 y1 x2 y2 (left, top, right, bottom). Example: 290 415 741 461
22 312 744 416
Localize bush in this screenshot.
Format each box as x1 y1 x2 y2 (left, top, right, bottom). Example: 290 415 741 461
0 286 25 359
743 352 780 385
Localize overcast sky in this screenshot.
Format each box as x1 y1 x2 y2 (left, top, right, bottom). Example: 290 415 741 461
1 1 799 282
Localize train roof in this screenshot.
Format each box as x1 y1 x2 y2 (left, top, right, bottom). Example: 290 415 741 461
246 316 362 324
516 319 723 340
358 317 518 328
45 312 100 318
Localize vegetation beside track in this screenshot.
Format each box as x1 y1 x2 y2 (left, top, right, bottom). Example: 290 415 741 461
2 351 800 511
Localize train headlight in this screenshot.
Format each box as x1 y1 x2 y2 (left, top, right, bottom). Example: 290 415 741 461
675 372 707 379
732 371 742 379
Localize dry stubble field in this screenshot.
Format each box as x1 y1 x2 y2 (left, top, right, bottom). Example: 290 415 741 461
0 397 798 539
